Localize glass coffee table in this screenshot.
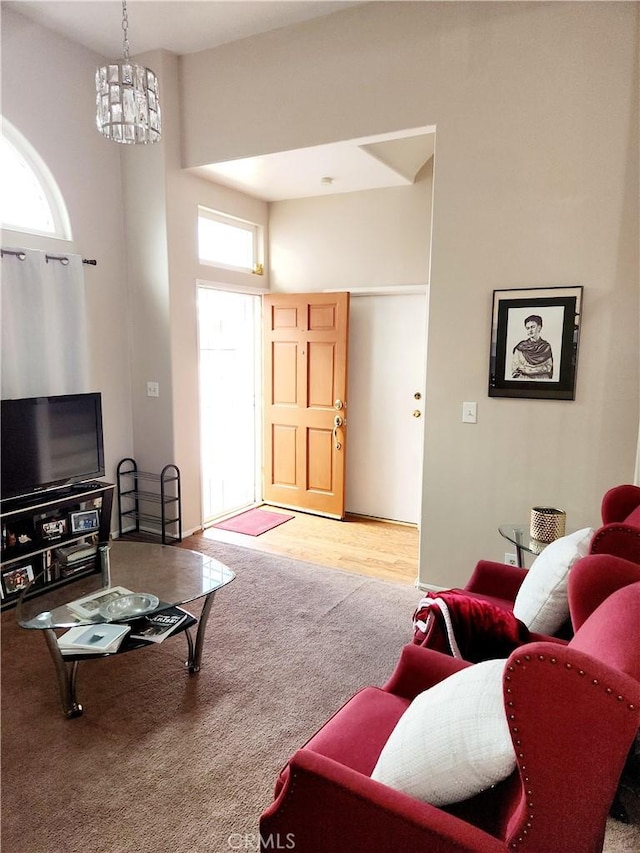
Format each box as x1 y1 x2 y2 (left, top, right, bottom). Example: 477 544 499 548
17 541 235 718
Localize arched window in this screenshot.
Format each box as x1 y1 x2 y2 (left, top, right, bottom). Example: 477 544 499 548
1 119 72 239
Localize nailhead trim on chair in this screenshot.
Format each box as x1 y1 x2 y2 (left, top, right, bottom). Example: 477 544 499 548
591 525 640 553
506 654 637 849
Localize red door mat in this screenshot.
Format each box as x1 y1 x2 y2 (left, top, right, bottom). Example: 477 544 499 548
212 508 295 536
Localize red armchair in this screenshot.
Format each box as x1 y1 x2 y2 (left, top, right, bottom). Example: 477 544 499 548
463 558 528 611
591 484 640 563
601 483 640 525
260 582 640 853
462 486 640 622
460 553 572 639
568 552 640 631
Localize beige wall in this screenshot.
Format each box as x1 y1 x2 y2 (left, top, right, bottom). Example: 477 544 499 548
120 50 175 480
3 3 638 585
183 1 639 585
1 7 134 513
120 49 270 531
165 137 269 532
1 12 269 535
269 161 432 292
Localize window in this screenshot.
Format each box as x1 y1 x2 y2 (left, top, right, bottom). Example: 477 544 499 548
1 119 71 239
198 206 260 273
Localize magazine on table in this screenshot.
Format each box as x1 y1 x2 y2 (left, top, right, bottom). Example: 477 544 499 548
130 606 192 643
57 622 131 655
66 586 134 620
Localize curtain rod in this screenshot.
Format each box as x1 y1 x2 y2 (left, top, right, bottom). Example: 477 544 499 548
1 248 97 266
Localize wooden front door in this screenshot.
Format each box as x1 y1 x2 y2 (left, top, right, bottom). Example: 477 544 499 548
263 292 350 518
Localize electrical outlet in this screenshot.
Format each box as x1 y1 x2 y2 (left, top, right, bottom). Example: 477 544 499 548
504 553 518 566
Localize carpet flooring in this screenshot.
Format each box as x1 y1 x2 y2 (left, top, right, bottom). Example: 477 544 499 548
1 537 639 852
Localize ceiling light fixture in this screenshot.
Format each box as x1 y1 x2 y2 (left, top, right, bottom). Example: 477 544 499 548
95 0 161 144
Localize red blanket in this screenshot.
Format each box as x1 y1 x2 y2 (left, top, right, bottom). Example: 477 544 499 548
412 590 530 663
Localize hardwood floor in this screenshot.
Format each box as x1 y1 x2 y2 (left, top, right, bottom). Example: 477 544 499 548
200 505 419 586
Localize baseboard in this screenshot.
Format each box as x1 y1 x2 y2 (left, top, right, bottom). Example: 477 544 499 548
416 581 445 593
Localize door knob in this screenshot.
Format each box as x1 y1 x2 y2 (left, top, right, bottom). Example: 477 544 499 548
413 410 422 418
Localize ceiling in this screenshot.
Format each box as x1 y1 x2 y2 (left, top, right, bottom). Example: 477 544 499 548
193 128 435 202
4 1 435 201
4 1 367 57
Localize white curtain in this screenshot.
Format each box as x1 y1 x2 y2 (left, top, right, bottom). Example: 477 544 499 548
1 249 89 399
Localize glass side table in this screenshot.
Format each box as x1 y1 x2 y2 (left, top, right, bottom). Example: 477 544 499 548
498 524 548 568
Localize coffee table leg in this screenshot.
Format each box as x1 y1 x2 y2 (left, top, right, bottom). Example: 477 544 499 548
187 590 216 673
43 629 83 718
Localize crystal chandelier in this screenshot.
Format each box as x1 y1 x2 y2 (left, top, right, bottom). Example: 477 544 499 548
95 0 161 144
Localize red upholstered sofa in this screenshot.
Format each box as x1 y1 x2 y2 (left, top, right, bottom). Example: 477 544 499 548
260 582 640 853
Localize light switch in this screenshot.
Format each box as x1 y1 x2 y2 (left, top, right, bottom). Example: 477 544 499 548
462 401 477 423
147 381 159 398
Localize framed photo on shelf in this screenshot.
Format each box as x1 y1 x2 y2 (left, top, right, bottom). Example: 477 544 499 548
39 517 67 541
70 509 100 534
488 286 583 400
2 563 35 596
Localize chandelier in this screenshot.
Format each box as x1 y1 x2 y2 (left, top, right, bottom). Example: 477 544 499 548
95 1 161 144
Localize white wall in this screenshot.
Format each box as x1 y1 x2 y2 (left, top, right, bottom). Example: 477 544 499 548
1 7 134 525
181 1 639 585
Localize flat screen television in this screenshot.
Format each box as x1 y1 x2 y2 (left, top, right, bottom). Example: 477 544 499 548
1 392 105 502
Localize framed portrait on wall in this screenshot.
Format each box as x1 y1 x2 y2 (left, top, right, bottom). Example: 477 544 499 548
488 286 583 400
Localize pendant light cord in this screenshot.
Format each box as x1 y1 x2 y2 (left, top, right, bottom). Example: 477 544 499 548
121 0 130 62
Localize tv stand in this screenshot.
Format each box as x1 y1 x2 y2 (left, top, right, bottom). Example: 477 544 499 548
0 481 114 611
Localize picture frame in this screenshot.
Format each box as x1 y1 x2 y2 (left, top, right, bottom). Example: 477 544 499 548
39 517 68 540
488 286 583 400
2 563 35 595
70 509 100 534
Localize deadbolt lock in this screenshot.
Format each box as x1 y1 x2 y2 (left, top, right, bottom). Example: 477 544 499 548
334 399 344 410
414 392 422 400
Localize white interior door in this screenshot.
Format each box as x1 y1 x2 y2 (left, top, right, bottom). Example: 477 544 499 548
345 291 427 524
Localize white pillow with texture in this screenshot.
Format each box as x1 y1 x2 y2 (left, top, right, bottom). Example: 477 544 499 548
512 527 594 633
371 659 514 806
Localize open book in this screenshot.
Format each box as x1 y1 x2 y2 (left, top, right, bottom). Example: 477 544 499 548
57 622 130 655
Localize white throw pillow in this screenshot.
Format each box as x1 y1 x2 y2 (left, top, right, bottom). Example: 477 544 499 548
512 527 594 633
371 659 514 806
